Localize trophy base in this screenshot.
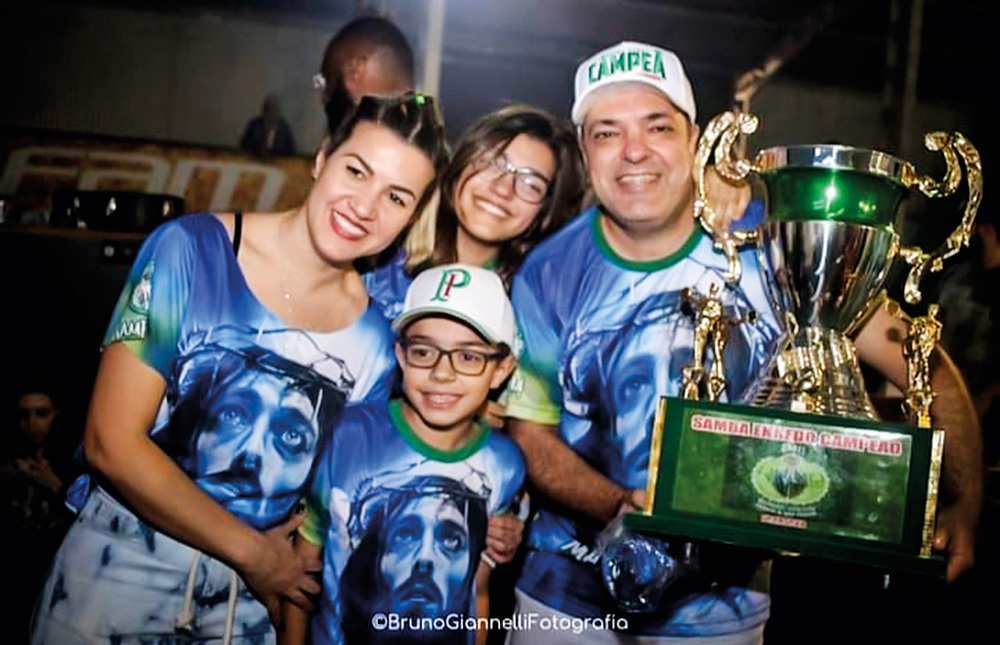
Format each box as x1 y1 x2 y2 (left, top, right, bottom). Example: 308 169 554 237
637 398 947 579
747 326 879 420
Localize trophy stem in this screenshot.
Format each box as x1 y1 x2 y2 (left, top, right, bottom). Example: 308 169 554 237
748 326 879 420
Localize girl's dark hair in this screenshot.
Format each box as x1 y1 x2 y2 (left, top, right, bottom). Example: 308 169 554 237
324 93 449 237
412 105 585 289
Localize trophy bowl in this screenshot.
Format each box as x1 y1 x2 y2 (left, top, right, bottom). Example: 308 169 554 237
748 146 910 418
692 113 981 419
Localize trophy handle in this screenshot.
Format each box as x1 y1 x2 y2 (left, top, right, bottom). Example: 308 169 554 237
693 111 759 284
898 132 983 304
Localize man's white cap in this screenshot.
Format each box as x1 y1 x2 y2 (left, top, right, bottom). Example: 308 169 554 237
392 264 517 349
571 41 696 126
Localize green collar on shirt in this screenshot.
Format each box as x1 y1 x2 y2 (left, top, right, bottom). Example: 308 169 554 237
389 399 490 462
591 207 703 272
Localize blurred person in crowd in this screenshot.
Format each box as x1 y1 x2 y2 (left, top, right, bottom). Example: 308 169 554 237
1 385 73 642
241 95 297 157
938 208 1000 464
1 385 69 522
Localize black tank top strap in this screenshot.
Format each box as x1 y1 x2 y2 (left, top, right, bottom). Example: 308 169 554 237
232 211 243 256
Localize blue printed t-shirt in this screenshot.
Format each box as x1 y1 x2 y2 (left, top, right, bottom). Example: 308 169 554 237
506 206 781 637
91 214 397 531
363 248 412 323
301 400 525 645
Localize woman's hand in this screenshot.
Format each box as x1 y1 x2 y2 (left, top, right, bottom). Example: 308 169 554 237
240 513 322 625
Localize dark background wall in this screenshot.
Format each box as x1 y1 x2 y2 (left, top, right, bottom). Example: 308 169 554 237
1 0 994 446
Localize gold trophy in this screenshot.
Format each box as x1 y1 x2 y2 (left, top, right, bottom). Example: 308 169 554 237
692 111 981 418
625 111 981 575
681 284 755 402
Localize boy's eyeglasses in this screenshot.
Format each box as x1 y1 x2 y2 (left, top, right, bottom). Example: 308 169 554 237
401 340 507 376
472 153 551 204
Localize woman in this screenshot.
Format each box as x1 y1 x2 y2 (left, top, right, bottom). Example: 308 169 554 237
1 386 73 643
30 94 447 644
365 105 586 321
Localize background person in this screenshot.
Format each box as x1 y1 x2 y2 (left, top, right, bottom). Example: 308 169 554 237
318 16 415 132
30 93 447 644
0 385 74 642
241 95 297 157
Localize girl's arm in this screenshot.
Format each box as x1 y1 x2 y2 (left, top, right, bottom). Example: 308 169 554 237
279 538 323 645
84 344 321 621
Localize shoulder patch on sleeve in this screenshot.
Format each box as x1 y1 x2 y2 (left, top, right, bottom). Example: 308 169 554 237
110 261 154 342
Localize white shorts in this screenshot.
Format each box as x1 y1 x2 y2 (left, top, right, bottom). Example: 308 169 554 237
30 486 273 644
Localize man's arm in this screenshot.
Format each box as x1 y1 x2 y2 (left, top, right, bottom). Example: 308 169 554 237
508 420 643 523
854 306 983 581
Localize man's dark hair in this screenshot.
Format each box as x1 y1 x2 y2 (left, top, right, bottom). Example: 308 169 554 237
321 16 415 93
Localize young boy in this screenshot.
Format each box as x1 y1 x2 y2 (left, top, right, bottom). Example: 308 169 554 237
282 264 525 645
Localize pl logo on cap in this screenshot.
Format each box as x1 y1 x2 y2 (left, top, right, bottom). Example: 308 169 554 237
432 268 471 302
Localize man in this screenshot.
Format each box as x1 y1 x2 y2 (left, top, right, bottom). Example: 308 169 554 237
506 40 982 643
240 95 296 157
938 208 1000 463
317 16 415 132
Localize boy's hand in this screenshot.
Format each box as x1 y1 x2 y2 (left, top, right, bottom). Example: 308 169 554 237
486 512 524 565
241 513 322 625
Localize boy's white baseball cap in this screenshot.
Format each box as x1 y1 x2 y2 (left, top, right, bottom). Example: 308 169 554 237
393 264 517 349
571 41 696 125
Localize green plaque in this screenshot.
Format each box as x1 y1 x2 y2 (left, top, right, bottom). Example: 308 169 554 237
624 397 946 576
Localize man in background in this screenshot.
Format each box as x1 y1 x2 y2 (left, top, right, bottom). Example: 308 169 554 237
317 16 415 132
240 95 296 157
